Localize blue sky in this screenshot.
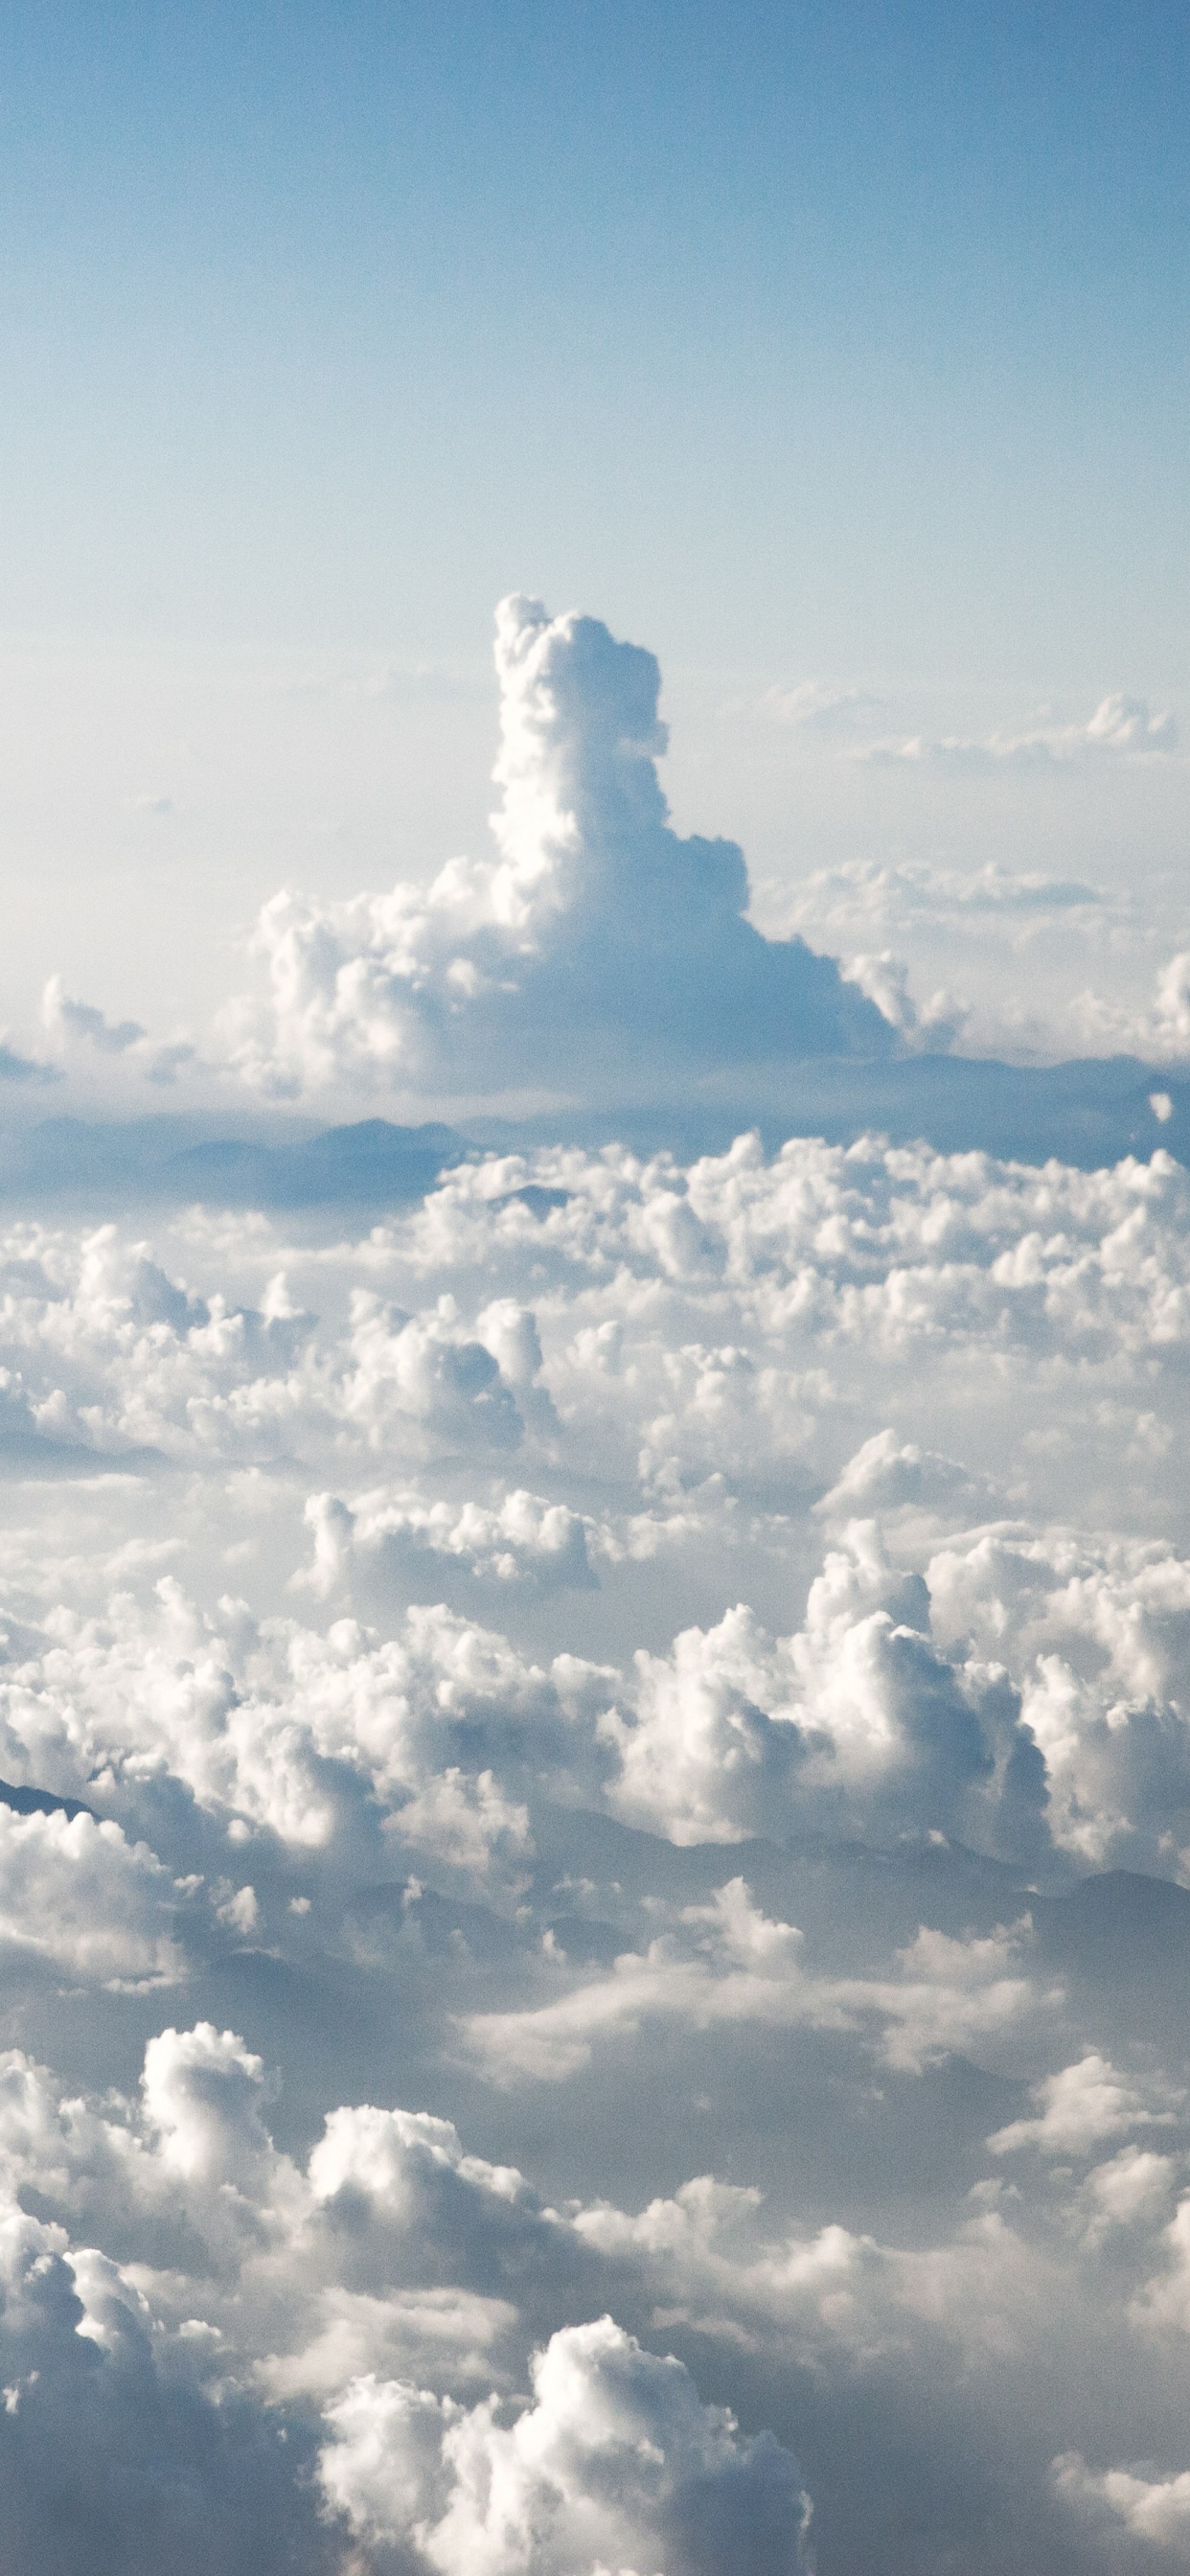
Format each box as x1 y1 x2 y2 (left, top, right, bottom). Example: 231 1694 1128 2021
0 2 1185 1067
2 0 1186 686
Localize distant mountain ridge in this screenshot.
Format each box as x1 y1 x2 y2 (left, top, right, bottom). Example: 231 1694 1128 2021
0 1116 469 1208
0 1052 1183 1213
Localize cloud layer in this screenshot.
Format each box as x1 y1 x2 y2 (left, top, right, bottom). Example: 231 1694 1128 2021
4 589 1190 2569
0 1116 1183 2563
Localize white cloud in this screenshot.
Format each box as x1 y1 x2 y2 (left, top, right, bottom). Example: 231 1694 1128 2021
220 594 894 1099
12 586 1190 2576
867 693 1179 770
1054 2451 1190 2551
297 1483 597 1598
460 1878 1043 2086
1065 949 1190 1064
816 1427 996 1522
41 975 198 1088
3 1135 1190 1884
927 1526 1190 1874
755 677 884 731
0 1806 182 1987
780 855 1110 935
0 2013 822 2572
597 1522 1046 1858
840 950 966 1050
42 977 148 1057
1075 2147 1179 2242
0 1116 1186 2563
988 2053 1182 2157
0 1518 1052 1874
320 2313 811 2575
1152 955 1190 1058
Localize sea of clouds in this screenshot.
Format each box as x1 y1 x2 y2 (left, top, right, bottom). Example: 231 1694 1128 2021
1 599 1189 2571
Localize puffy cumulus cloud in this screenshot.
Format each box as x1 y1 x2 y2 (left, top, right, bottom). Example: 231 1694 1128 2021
7 1138 1190 1886
407 1127 1190 1381
21 2009 1162 2497
298 1484 597 1600
336 1293 529 1453
925 1528 1190 1876
0 2025 411 2572
815 1427 996 1523
0 1521 1049 1880
1068 949 1190 1066
0 1577 620 1883
601 1524 1047 1860
1053 2452 1190 2553
460 1877 1044 2087
321 2315 811 2574
381 1127 1190 1599
0 2211 323 2576
0 2025 535 2380
5 1475 1190 1922
0 1219 540 1468
1072 2147 1180 2248
0 1804 183 1987
9 1123 1188 1508
0 1980 1144 2576
6 2000 1189 2576
0 2017 813 2575
223 594 893 1099
4 1122 1190 2564
0 1579 344 1849
838 951 966 1052
570 2167 1077 2387
988 2054 1183 2158
0 1790 1178 2572
138 2021 287 2192
0 2055 397 2571
0 1217 314 1462
0 2027 573 2490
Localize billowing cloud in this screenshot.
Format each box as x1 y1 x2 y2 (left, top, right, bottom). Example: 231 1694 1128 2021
222 595 894 1099
1053 2452 1190 2552
321 2314 811 2574
988 2053 1183 2157
0 1095 1189 2564
598 1531 1048 1860
0 2012 818 2572
0 1804 182 1986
